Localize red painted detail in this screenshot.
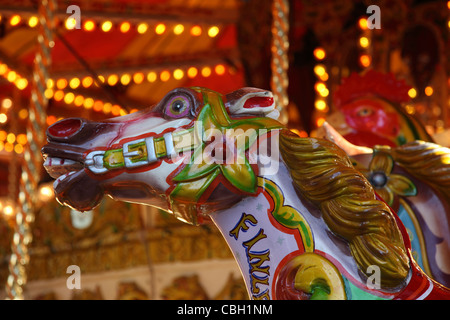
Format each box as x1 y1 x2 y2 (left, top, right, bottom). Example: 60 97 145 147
48 118 82 138
243 97 274 109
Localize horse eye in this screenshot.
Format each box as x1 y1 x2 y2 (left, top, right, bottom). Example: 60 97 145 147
357 108 372 117
172 101 184 113
165 96 190 118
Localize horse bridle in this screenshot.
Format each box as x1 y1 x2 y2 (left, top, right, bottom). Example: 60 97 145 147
85 126 197 174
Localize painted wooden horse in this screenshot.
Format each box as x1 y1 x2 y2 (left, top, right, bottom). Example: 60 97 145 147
42 87 450 300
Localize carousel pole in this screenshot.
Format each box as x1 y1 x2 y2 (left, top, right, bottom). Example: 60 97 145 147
5 0 57 299
270 0 290 125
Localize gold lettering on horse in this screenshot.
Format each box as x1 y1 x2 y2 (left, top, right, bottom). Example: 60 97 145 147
229 213 258 240
230 213 271 299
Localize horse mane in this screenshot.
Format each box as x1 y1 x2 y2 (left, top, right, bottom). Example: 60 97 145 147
279 129 410 288
392 141 450 200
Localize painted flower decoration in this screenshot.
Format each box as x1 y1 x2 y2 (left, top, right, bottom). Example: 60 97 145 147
361 146 417 207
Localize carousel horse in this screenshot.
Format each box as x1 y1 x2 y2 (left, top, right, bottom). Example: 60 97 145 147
42 87 450 300
321 122 450 289
322 70 433 148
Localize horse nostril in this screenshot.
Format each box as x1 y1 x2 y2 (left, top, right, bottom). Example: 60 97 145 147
48 118 82 139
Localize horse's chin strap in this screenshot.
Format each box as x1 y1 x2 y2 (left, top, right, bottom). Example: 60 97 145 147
85 127 197 174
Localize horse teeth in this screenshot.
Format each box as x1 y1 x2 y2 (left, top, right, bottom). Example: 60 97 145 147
44 157 77 167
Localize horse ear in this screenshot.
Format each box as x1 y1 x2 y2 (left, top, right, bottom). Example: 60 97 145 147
225 88 279 120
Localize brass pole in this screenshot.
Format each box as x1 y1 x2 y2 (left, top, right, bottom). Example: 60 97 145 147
270 0 290 125
5 0 56 299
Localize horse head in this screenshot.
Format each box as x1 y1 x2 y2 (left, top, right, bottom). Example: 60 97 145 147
42 87 283 224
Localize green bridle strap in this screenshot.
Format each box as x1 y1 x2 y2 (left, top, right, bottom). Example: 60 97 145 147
99 127 197 171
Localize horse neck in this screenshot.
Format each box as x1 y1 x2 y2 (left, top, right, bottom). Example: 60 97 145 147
207 160 338 299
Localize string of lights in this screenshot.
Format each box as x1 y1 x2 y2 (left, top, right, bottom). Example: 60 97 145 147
0 64 29 91
45 63 230 117
312 47 329 128
0 60 231 118
357 17 372 69
1 13 222 38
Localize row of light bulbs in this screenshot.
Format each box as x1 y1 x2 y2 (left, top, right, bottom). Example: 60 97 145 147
0 129 28 154
45 64 230 116
0 60 231 116
0 64 29 91
49 64 228 91
312 47 330 128
43 64 230 129
0 98 28 155
43 64 230 140
0 59 229 89
2 14 221 38
358 17 372 69
311 17 373 128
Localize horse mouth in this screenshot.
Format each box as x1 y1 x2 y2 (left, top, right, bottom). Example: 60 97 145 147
42 153 105 212
43 156 85 188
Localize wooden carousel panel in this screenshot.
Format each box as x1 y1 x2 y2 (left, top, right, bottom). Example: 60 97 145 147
161 272 247 300
28 259 244 300
24 226 233 282
0 195 233 287
31 197 142 250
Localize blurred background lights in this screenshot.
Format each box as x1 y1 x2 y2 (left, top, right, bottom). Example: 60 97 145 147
313 47 326 60
173 24 184 35
155 23 166 35
101 21 113 32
